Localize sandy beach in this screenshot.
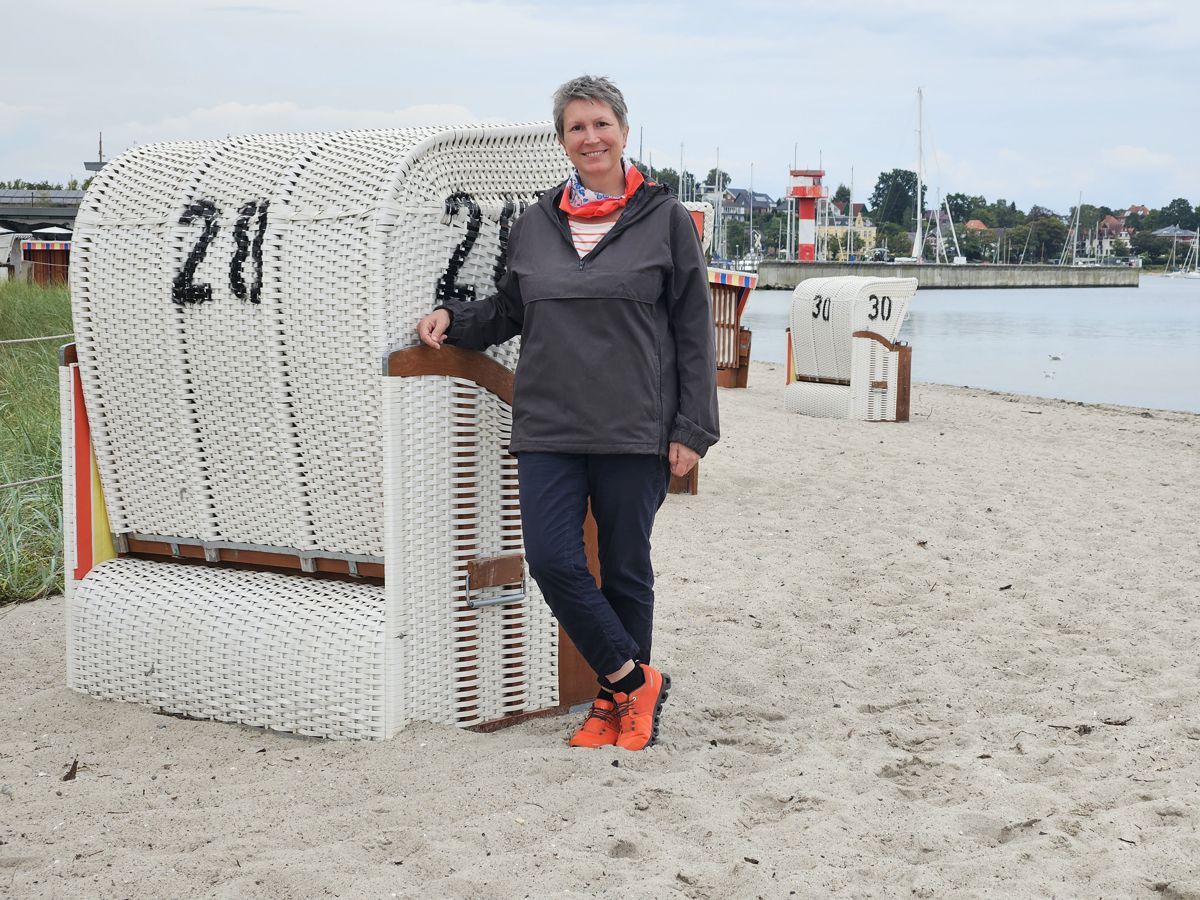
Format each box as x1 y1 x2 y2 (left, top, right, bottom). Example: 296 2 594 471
2 362 1199 898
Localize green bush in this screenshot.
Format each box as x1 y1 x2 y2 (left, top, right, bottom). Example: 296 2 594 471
0 280 72 602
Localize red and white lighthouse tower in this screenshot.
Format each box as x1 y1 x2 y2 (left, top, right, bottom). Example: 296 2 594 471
788 169 828 262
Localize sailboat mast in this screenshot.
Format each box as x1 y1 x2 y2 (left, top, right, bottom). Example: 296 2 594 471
944 195 963 259
848 165 855 260
715 147 723 259
912 87 924 260
1059 192 1082 266
933 190 946 263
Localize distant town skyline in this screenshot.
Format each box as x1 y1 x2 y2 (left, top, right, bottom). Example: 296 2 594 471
2 0 1196 212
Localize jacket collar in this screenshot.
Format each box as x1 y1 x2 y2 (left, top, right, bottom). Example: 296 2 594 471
537 179 673 248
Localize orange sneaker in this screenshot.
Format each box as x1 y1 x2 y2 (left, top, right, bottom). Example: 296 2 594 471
613 664 671 751
567 696 620 748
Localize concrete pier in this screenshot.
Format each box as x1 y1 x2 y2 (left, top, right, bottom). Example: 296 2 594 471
756 261 1140 290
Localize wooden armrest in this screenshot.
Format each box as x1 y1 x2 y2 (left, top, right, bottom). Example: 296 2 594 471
384 345 514 404
851 330 901 352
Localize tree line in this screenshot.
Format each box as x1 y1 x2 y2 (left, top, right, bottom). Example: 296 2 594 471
631 158 1197 263
1 178 91 191
867 168 1197 263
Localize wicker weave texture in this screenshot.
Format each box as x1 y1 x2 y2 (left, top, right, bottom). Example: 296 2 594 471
786 276 917 421
783 381 853 418
383 376 557 730
70 125 569 557
69 558 389 739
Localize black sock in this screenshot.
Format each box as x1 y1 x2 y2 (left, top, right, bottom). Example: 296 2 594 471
607 665 646 695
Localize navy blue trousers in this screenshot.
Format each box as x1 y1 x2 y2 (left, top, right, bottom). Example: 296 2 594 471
517 452 670 678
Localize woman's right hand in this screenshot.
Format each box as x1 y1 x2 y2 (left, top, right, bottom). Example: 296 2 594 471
416 309 451 349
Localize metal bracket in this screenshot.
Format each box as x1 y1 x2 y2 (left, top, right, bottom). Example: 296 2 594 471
466 571 527 609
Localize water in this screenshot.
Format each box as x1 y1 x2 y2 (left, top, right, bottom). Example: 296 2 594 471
740 276 1200 413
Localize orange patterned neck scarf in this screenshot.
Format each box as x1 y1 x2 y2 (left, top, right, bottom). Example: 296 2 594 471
559 160 646 219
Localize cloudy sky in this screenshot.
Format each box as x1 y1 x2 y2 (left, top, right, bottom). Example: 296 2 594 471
4 0 1195 212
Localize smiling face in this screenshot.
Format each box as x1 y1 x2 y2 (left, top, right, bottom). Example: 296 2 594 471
559 98 630 195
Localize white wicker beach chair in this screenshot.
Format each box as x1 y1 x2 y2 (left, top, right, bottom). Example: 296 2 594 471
784 276 917 421
61 124 600 739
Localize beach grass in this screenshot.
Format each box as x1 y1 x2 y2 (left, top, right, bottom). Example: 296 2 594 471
0 280 72 603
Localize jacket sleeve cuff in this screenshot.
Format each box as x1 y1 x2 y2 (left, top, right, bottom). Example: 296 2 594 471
669 414 718 457
435 303 468 343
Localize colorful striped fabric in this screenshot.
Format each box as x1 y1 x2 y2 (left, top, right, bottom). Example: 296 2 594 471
22 241 72 251
707 267 757 290
68 363 116 582
567 218 615 258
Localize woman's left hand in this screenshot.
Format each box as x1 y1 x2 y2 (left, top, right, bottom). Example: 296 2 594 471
668 441 700 477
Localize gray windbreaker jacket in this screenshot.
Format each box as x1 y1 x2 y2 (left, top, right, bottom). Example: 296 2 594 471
439 181 719 458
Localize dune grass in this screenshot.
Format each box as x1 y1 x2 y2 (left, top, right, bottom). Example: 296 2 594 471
0 280 72 603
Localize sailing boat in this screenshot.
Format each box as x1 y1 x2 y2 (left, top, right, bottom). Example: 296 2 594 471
892 88 925 263
1164 228 1180 276
911 87 925 262
1182 229 1200 279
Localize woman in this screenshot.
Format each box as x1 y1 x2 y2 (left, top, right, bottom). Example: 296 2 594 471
416 75 717 751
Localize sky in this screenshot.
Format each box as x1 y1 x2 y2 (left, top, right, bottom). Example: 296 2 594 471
3 0 1196 214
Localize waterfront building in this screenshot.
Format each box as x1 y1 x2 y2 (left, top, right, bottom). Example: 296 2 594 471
1151 224 1198 244
702 188 774 223
817 205 877 261
1086 214 1136 257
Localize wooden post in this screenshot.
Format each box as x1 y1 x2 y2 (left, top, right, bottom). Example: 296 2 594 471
895 343 912 423
667 465 699 495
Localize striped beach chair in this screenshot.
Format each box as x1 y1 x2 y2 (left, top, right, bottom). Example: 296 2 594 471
707 267 756 389
61 124 602 739
784 276 917 421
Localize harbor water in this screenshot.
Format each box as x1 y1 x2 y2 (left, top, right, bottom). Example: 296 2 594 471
741 275 1200 414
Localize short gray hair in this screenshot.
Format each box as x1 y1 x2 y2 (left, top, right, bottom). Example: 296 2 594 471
552 75 628 139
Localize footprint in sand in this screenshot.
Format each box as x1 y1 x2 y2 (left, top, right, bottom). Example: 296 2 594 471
737 791 823 828
608 838 638 859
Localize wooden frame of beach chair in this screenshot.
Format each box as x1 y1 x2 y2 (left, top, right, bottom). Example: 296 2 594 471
60 124 601 739
784 276 917 422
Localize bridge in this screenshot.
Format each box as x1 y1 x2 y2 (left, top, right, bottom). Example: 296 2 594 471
0 189 82 232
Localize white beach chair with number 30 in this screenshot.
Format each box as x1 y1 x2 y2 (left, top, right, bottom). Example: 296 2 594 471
784 276 918 421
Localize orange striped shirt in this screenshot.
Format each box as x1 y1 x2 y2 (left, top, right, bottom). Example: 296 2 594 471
568 218 615 258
